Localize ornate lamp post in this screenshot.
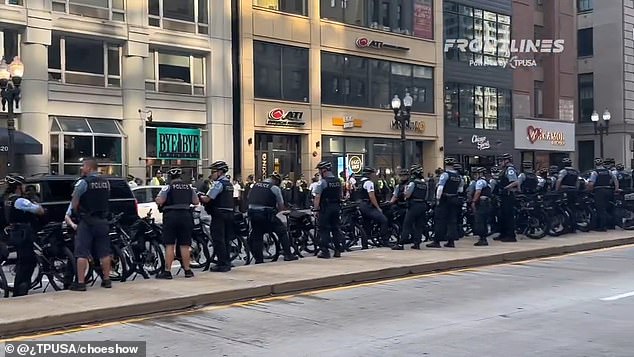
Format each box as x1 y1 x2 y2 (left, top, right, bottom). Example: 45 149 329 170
391 93 413 169
591 108 610 158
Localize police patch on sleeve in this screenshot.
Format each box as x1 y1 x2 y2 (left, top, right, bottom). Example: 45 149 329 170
507 169 515 176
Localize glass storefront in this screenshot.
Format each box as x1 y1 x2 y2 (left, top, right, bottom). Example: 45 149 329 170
321 135 423 177
255 133 302 180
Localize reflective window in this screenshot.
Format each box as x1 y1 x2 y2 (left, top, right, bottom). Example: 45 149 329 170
577 0 592 12
253 0 307 16
148 0 208 35
145 50 206 96
52 0 125 21
446 83 511 130
0 29 19 64
254 41 309 102
444 83 460 127
578 74 594 122
578 28 593 57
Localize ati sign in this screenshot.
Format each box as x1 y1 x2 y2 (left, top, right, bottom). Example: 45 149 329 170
267 108 305 127
355 37 410 51
156 128 201 160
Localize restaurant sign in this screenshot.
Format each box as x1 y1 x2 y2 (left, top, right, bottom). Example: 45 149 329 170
156 127 201 160
514 118 574 152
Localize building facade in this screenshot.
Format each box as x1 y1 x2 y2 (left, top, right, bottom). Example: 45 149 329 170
237 0 444 180
0 0 233 181
576 0 634 171
512 0 576 170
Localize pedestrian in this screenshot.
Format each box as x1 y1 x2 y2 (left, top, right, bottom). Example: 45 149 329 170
393 165 427 250
556 157 580 233
295 175 308 209
496 153 520 242
150 170 165 186
313 161 344 259
586 158 618 232
472 167 492 246
241 175 255 213
70 157 112 291
4 175 46 296
281 175 293 206
233 178 243 211
427 158 463 248
309 176 320 203
127 174 138 188
199 161 234 272
155 168 199 279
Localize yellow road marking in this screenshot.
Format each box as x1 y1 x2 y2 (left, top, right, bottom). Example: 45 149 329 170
3 243 632 342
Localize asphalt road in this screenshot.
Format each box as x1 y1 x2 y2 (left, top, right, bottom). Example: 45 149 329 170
12 245 634 357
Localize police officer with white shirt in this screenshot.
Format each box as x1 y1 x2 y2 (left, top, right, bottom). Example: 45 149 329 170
155 168 199 279
393 165 427 250
427 158 463 248
587 158 618 232
472 167 492 246
355 167 389 247
497 153 520 242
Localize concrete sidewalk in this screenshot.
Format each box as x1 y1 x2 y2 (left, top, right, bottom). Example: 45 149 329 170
1 231 634 338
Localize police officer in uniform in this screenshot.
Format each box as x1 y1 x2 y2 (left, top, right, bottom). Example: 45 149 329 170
556 157 580 233
247 172 298 263
547 166 559 191
427 158 464 248
355 167 389 247
4 175 46 296
155 168 199 279
472 167 492 246
393 165 427 250
537 168 549 193
200 161 235 272
497 153 520 242
488 166 501 235
587 158 618 231
389 169 410 205
518 161 539 195
70 157 112 291
615 163 632 192
313 161 344 259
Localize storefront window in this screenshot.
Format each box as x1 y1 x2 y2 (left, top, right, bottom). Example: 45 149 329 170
255 133 301 180
445 82 511 131
254 41 309 103
148 0 208 35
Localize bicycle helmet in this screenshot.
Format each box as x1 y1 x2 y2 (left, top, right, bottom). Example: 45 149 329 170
270 172 282 182
362 167 376 175
594 158 603 166
167 167 182 177
490 166 501 175
409 165 423 176
561 157 572 165
444 157 456 165
209 160 229 172
616 163 625 171
5 174 25 186
501 153 513 160
316 161 332 170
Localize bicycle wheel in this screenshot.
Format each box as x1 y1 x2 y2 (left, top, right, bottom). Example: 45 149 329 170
47 247 77 291
575 207 592 232
262 232 281 261
141 241 165 276
525 211 547 239
109 245 129 282
0 264 9 298
189 234 212 270
229 235 251 265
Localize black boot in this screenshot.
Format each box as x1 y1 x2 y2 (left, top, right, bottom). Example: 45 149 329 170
474 238 488 246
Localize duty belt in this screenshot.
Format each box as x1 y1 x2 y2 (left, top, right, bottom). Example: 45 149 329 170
595 186 612 189
410 199 426 202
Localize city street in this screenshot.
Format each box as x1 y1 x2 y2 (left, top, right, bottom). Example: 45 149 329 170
14 245 634 357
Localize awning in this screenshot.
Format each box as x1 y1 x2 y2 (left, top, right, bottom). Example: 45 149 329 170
0 128 43 155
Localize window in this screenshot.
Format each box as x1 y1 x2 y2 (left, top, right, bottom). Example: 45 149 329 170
50 117 124 175
5 0 23 5
577 0 592 12
534 81 544 117
578 141 595 172
320 0 433 39
148 0 209 35
445 83 511 130
254 0 307 16
52 0 125 21
48 35 121 88
578 74 594 122
254 41 309 102
321 52 434 113
444 2 511 65
145 50 206 95
578 28 593 57
0 29 19 63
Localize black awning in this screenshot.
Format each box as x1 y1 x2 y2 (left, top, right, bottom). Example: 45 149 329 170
0 128 43 155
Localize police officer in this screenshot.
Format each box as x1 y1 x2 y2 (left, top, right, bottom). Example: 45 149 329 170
453 163 467 239
4 175 45 296
155 168 199 279
605 158 616 174
587 158 618 232
518 161 539 195
488 166 501 235
389 169 410 205
615 163 632 192
247 172 298 263
393 165 427 250
281 175 293 206
70 157 112 291
313 161 344 259
472 167 492 246
355 167 389 247
497 153 520 242
548 165 560 191
556 157 580 233
537 168 549 193
427 158 463 248
200 161 235 272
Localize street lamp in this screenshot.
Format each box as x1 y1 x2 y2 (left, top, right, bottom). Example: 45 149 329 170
0 56 24 170
391 93 413 169
591 108 610 158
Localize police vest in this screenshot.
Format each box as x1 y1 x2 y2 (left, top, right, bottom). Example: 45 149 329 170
594 168 612 188
498 165 516 188
248 181 277 208
618 172 632 190
443 171 461 195
208 178 234 210
490 179 499 195
522 172 539 193
561 168 579 188
79 175 110 217
164 179 193 210
410 179 428 201
5 195 34 224
395 183 407 202
320 176 342 203
355 177 371 201
478 179 492 197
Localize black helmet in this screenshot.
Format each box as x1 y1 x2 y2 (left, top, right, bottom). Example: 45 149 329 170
538 168 548 175
561 157 572 165
453 163 462 170
398 168 410 176
168 167 182 177
444 157 456 165
209 160 229 172
409 165 423 176
316 161 332 170
476 167 487 174
5 174 25 186
362 167 376 175
490 166 501 175
616 163 625 171
594 158 603 166
605 158 615 165
501 153 513 160
549 165 559 174
270 172 282 182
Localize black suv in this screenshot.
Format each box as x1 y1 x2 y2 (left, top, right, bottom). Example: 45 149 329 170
1 175 138 228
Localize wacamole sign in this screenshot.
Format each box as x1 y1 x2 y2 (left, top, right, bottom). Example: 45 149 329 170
514 118 574 152
527 126 566 146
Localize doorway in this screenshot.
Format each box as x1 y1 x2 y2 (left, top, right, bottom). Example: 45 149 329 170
255 133 302 181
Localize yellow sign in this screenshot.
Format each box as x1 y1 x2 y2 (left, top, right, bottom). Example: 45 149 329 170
332 116 362 128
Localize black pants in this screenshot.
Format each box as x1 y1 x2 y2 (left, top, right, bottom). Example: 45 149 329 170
248 209 292 262
564 191 578 232
359 202 389 244
318 203 343 252
400 202 426 245
499 193 516 239
594 188 612 230
10 225 36 297
474 199 492 239
211 210 233 267
434 196 460 243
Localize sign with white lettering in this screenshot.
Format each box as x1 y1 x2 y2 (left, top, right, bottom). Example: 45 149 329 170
156 128 201 160
347 154 364 174
355 37 410 51
471 135 490 150
514 118 575 152
267 108 305 127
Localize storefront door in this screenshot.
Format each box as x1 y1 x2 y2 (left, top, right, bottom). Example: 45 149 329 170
255 133 302 180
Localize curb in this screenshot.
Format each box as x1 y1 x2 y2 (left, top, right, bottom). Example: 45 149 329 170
2 236 634 338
